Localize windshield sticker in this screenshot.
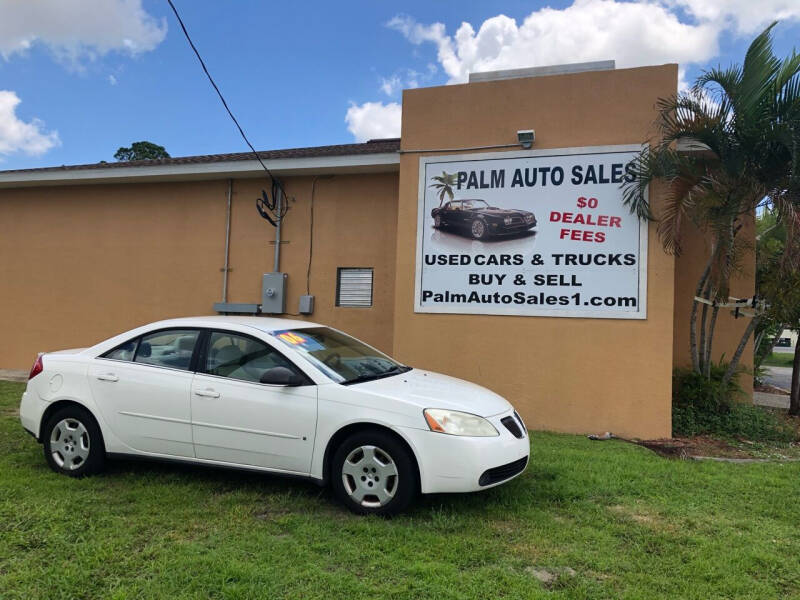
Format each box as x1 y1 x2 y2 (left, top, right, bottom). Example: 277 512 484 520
273 330 325 351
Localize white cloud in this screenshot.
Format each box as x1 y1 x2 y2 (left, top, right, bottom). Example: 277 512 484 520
379 65 438 97
345 101 401 142
0 0 167 67
108 74 118 85
388 2 722 84
668 0 800 35
380 75 401 96
0 91 60 157
351 0 800 141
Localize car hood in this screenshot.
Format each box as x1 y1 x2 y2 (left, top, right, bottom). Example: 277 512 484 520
349 369 512 417
476 207 533 217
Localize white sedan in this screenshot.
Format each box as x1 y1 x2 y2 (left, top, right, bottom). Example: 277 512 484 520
19 316 529 515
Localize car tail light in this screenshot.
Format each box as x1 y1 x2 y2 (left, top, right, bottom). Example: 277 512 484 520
28 354 44 380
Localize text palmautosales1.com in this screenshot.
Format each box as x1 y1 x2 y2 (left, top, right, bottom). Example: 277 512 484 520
420 290 637 308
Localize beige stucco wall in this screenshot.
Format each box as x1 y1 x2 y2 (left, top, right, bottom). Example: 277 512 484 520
0 173 399 369
392 65 680 439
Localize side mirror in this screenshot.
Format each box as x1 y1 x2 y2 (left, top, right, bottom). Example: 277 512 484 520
260 366 304 386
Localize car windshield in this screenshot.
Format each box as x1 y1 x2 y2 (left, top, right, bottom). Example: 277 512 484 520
456 200 489 209
270 327 410 384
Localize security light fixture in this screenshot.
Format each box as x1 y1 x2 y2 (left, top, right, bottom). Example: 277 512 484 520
517 130 535 149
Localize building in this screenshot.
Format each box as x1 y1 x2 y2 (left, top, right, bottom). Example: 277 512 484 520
776 329 798 349
0 62 754 438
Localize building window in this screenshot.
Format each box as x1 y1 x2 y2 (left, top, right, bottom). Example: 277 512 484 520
336 268 373 307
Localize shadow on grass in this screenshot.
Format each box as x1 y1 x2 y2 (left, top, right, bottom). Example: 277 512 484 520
99 457 572 519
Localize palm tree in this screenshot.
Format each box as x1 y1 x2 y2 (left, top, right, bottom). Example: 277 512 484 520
623 22 800 386
430 171 458 207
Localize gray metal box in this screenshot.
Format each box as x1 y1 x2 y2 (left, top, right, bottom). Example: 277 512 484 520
261 272 287 314
299 294 315 315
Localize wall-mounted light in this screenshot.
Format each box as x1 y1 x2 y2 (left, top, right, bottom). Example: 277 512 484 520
517 129 535 149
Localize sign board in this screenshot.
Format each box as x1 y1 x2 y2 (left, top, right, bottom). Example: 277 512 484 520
414 145 647 319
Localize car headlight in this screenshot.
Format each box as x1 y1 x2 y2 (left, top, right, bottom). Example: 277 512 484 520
424 409 499 437
525 214 535 223
504 216 513 225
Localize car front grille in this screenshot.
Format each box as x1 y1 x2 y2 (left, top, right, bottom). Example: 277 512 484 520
501 416 524 438
478 456 528 486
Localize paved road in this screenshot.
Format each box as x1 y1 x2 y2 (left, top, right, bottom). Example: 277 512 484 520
762 366 793 391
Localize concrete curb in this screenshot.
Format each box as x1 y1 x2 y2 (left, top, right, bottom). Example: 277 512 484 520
753 391 790 409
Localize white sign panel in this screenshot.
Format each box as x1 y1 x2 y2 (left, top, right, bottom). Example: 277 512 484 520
414 145 648 319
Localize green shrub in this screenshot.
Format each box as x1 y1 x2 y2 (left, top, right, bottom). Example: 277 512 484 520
672 363 795 442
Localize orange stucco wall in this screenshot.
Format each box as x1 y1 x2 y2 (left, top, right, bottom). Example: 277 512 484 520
0 63 757 439
0 173 399 369
392 65 680 439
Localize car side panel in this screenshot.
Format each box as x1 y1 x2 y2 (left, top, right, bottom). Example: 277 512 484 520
310 383 428 483
19 354 130 454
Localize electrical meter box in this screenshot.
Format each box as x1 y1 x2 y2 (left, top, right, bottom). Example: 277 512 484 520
261 272 287 314
299 294 315 315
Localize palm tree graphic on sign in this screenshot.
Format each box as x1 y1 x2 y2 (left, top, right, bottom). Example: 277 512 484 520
429 171 457 207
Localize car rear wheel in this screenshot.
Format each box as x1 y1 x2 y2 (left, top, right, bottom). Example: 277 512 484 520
43 406 105 477
471 218 488 239
332 430 417 516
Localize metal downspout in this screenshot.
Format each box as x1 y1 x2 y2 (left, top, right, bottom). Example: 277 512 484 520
221 178 232 302
273 185 282 272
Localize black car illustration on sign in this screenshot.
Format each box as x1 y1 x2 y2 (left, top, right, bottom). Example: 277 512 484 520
431 199 537 240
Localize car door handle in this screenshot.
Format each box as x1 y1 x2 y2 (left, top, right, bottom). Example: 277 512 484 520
194 389 220 398
96 373 119 382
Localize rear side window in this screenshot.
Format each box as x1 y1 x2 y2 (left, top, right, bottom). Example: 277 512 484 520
102 340 138 362
134 329 200 371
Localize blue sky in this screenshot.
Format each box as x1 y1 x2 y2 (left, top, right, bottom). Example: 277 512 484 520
1 0 799 171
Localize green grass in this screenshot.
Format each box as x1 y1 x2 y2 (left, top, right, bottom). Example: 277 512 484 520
762 351 795 368
1 381 799 599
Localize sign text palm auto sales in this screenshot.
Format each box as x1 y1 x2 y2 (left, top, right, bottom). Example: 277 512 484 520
414 147 648 319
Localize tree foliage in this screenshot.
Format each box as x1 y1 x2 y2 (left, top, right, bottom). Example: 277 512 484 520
114 141 171 162
622 22 800 387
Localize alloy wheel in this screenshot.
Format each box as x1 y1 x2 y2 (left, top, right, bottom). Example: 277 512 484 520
471 219 486 238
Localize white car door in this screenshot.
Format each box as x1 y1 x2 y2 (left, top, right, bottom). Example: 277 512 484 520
190 330 318 474
88 328 200 458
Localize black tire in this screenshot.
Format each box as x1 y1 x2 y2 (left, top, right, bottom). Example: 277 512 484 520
433 214 444 229
470 218 489 240
43 406 106 478
331 430 417 516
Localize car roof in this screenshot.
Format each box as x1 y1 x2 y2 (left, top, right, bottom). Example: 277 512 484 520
144 315 322 334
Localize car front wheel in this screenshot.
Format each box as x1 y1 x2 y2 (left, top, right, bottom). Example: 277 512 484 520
332 431 417 516
43 406 106 477
434 214 443 229
471 218 488 239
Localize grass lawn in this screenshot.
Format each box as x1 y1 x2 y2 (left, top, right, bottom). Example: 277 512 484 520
762 352 795 368
1 381 799 599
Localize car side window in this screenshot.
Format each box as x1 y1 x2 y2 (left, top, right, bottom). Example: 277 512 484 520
133 329 200 371
205 331 304 383
102 339 139 362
